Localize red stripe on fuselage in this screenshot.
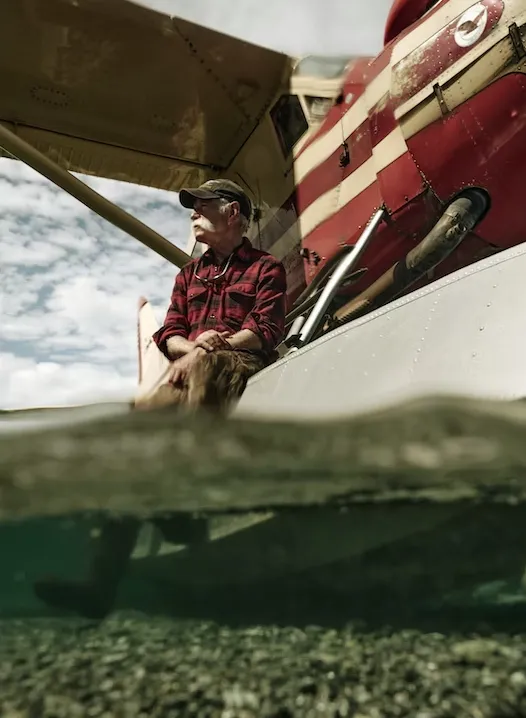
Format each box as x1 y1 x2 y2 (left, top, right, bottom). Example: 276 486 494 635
295 53 390 159
257 115 375 255
302 182 383 262
295 82 366 159
385 0 448 48
293 51 396 213
296 119 373 214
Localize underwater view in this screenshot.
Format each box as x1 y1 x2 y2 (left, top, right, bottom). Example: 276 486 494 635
2 396 526 716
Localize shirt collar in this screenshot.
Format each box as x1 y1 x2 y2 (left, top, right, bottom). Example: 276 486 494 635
235 237 254 262
201 237 253 265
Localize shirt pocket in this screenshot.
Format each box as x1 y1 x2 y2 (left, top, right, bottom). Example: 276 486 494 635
187 285 208 303
225 282 257 315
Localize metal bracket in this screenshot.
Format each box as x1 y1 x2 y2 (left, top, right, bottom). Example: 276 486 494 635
433 83 449 117
509 22 526 61
339 142 350 168
285 207 386 352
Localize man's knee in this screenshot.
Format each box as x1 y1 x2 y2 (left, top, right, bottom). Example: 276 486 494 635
134 382 187 410
187 350 244 409
186 351 220 408
134 350 260 412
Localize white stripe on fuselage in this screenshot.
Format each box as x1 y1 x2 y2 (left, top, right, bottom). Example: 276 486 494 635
269 127 407 261
392 0 489 63
294 66 392 186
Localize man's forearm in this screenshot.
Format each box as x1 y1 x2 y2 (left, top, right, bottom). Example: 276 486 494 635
226 329 262 351
166 335 196 359
168 329 263 357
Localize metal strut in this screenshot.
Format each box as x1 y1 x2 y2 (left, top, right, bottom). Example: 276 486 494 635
0 122 191 268
285 206 386 352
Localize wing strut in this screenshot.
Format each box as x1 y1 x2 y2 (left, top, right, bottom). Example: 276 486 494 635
0 122 191 268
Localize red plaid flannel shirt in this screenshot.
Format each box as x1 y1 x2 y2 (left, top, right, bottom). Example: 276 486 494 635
153 238 287 364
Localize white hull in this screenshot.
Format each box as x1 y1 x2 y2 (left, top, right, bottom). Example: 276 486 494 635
236 242 526 420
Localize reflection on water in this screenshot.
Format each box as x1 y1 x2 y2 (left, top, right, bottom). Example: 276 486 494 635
2 397 526 715
2 504 526 624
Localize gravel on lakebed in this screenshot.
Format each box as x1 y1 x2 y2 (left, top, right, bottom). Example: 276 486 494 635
1 614 526 718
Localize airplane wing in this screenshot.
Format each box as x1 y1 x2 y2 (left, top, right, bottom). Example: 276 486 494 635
0 0 293 191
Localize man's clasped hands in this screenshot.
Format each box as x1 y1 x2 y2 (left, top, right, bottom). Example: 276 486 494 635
166 329 232 385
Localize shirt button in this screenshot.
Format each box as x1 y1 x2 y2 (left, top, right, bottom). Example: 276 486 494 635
210 314 215 319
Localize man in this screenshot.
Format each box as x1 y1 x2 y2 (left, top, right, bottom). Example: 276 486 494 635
33 179 288 619
143 178 287 411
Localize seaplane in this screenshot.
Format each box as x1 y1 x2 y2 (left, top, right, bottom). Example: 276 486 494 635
3 0 526 619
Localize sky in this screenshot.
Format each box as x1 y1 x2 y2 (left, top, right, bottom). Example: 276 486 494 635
0 0 392 409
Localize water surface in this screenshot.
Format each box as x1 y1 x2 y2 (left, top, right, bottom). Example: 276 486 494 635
2 395 526 716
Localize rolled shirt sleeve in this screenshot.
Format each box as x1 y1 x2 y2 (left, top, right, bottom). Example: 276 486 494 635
152 269 191 358
241 259 287 355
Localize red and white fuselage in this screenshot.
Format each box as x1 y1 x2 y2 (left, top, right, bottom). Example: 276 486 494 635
268 0 526 306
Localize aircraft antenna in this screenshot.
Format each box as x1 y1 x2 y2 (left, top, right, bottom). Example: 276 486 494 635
334 92 350 213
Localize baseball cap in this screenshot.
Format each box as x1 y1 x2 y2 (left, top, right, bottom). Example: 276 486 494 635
179 179 252 220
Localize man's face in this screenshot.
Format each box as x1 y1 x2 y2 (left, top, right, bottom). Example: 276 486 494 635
191 198 230 247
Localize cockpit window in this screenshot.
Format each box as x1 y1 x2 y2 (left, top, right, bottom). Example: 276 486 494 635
304 96 334 122
270 94 308 157
293 55 353 79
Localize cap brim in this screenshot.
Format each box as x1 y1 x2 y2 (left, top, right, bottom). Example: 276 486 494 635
179 187 220 209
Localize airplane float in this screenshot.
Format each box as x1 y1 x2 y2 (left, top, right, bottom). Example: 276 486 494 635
2 0 526 615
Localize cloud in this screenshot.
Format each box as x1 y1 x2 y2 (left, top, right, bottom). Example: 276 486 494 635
0 159 185 408
0 352 137 408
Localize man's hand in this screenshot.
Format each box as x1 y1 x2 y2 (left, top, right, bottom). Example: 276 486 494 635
166 336 196 359
168 347 205 386
194 329 231 352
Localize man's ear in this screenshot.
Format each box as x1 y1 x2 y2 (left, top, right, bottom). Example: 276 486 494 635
228 201 241 224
